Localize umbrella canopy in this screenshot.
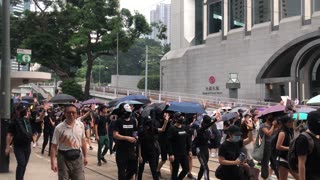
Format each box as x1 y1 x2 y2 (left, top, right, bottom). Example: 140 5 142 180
230 107 249 113
115 95 151 105
115 100 144 109
293 113 308 120
141 103 166 118
73 103 82 109
222 112 238 121
307 95 320 105
22 96 34 103
259 104 286 117
167 101 206 114
297 107 317 113
108 98 119 107
49 94 76 104
82 99 103 105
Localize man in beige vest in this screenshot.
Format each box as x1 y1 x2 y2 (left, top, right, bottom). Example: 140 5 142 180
50 104 88 180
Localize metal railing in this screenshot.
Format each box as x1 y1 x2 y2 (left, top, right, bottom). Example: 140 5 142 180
90 86 278 108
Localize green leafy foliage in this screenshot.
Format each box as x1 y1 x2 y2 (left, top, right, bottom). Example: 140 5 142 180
61 79 85 101
137 75 160 90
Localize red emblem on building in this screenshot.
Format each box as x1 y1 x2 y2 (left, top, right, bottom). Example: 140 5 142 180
209 76 215 84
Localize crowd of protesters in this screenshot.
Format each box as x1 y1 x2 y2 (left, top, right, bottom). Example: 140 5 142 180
5 95 320 180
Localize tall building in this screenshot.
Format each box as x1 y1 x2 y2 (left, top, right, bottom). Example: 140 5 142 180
10 0 31 16
150 3 171 45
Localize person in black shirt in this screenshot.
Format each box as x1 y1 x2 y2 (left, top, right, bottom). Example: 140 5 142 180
95 105 109 166
193 115 215 180
275 116 299 180
108 114 117 155
296 110 320 180
31 106 44 148
168 112 192 180
218 125 253 180
41 107 56 156
5 105 33 180
113 103 138 180
137 113 169 180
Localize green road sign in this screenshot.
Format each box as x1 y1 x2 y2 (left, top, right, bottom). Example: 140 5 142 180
16 49 32 64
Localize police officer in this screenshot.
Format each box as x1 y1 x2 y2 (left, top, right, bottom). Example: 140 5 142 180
113 103 138 180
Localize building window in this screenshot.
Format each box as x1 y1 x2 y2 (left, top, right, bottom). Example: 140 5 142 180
281 0 301 19
229 0 245 30
195 0 203 45
314 0 320 12
208 2 222 34
253 0 271 24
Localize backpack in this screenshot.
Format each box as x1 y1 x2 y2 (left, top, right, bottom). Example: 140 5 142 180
288 132 314 172
14 118 33 146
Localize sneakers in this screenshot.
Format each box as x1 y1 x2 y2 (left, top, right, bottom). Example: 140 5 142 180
101 157 107 163
97 161 102 166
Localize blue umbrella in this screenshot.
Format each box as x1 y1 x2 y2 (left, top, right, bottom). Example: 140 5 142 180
167 101 206 114
293 113 308 120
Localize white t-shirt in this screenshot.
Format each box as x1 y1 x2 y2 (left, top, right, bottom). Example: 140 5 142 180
52 119 85 151
215 121 224 130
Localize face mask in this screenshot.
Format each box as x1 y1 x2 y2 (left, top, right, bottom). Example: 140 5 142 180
122 112 131 119
231 135 241 142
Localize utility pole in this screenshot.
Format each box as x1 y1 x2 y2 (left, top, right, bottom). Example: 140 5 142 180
0 0 11 173
145 46 148 96
116 32 119 97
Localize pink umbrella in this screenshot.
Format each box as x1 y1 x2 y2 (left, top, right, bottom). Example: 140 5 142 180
258 104 286 117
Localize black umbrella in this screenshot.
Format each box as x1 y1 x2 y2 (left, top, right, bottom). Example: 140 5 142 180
49 94 76 104
22 96 34 103
141 103 166 118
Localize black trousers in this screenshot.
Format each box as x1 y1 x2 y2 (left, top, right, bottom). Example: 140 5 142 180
197 147 209 180
171 155 189 180
116 152 137 180
137 151 159 180
42 131 53 154
14 145 31 180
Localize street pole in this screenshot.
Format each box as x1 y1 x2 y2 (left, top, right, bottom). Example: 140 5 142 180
116 33 119 97
0 0 11 173
159 61 161 94
98 60 101 86
145 46 148 96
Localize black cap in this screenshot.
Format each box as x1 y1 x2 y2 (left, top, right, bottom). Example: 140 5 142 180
227 125 242 136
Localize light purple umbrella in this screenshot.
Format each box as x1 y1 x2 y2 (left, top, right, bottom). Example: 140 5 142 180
82 99 103 105
258 104 285 117
297 107 317 113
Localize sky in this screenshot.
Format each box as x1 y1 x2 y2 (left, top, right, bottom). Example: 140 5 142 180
120 0 170 23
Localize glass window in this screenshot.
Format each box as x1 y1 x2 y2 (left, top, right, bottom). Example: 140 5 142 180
281 0 301 19
208 2 222 34
195 0 203 45
314 0 320 12
229 0 245 30
253 0 271 24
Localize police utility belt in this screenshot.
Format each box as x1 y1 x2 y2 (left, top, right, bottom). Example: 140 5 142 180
58 149 81 161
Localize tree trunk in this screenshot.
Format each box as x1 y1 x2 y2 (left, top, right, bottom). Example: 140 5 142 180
84 52 94 100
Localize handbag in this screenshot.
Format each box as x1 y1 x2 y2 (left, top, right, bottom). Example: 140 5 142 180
60 149 81 161
252 134 265 162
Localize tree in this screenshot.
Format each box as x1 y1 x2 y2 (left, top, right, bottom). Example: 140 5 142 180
67 0 151 99
61 79 85 101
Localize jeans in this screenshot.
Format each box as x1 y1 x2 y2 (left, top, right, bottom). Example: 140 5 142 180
108 134 114 154
197 147 209 180
97 135 109 161
14 145 31 180
42 132 53 155
171 155 189 180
